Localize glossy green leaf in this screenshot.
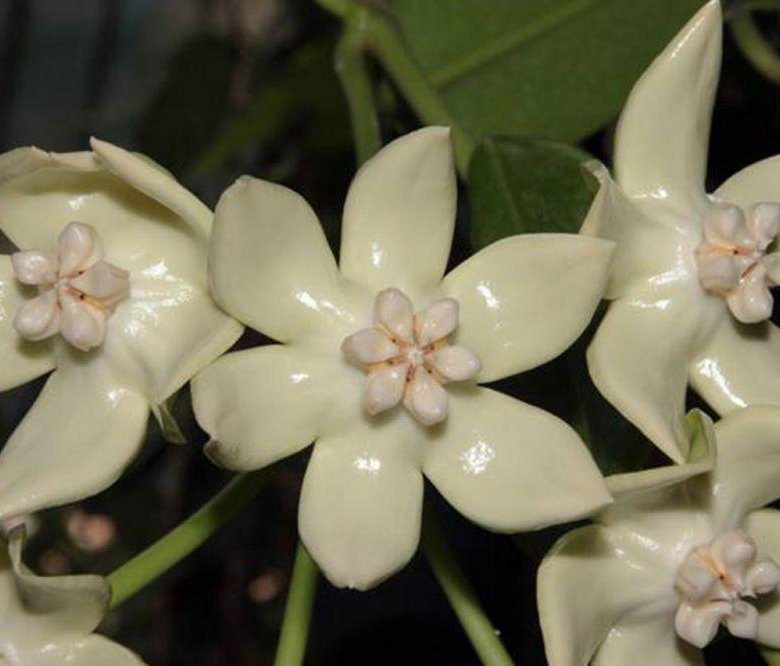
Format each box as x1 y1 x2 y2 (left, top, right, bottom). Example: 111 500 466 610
468 135 593 248
392 0 703 142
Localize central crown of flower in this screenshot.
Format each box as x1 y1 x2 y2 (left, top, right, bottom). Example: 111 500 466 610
12 221 129 352
674 529 780 648
341 288 481 426
696 202 780 323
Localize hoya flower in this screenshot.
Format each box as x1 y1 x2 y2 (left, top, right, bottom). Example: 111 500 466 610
583 0 780 462
538 408 780 665
193 127 614 589
0 527 144 664
0 140 243 518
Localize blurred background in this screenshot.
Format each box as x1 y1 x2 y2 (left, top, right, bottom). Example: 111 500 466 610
1 0 780 663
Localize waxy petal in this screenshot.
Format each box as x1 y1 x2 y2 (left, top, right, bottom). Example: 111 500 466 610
690 318 780 415
13 289 60 342
443 234 613 382
424 387 610 531
69 260 129 304
21 635 147 665
374 287 414 343
613 1 720 220
428 344 481 382
711 407 780 529
416 298 458 346
341 327 400 365
299 419 424 590
0 256 54 391
717 153 780 210
588 289 723 463
193 345 355 471
404 365 448 426
725 263 774 324
0 363 148 519
538 524 675 666
363 363 407 416
745 509 780 649
339 127 456 296
11 250 56 285
58 221 102 276
59 290 106 352
593 615 702 666
210 176 358 344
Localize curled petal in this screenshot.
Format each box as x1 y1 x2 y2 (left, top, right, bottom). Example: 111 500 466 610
363 364 407 416
374 288 414 343
341 328 400 365
69 260 129 305
11 250 56 286
59 290 106 352
428 345 481 382
416 298 458 346
58 221 102 276
404 366 448 426
13 289 60 341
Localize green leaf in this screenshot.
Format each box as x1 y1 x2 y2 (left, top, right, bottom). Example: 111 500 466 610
392 0 702 142
468 135 593 248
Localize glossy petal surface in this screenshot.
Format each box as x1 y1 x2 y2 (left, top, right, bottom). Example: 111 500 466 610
613 0 720 220
298 418 424 590
593 615 702 666
22 635 146 665
711 407 780 529
193 345 356 471
0 361 148 518
339 127 456 296
746 508 780 649
424 387 610 531
538 524 675 666
210 176 358 344
588 288 722 462
0 255 54 391
689 318 780 414
716 154 780 209
443 234 613 382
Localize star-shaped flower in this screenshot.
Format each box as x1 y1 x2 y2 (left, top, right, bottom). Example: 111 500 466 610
582 0 780 462
0 139 243 519
0 527 144 665
538 408 780 665
193 127 614 589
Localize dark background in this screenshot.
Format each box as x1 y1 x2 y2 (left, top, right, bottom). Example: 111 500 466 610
0 1 779 663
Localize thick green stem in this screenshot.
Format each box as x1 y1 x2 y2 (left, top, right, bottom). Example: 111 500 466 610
108 471 267 608
335 25 382 165
423 514 515 666
729 8 780 85
274 543 319 666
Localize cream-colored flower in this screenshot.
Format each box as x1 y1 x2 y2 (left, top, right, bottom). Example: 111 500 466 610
0 527 144 665
0 140 243 519
583 0 780 462
192 127 614 590
538 408 780 665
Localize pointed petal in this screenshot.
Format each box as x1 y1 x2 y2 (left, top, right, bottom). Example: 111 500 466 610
339 127 456 295
538 524 675 666
588 289 723 463
404 366 449 426
443 234 613 382
428 345 481 382
416 297 458 346
58 221 102 276
192 345 355 471
424 387 610 531
613 1 721 219
363 363 407 416
0 363 148 519
11 250 56 285
210 176 357 343
0 256 55 391
689 318 780 415
90 136 211 234
581 161 695 300
341 327 400 364
299 419 424 590
593 615 703 666
745 508 780 649
711 406 780 529
374 287 414 343
13 289 60 342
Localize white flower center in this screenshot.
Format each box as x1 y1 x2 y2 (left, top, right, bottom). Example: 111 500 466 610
11 221 129 352
696 202 780 323
341 287 481 426
674 529 780 648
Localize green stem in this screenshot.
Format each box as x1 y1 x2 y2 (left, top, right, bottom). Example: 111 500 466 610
422 513 515 666
108 471 267 608
729 7 780 85
763 647 780 665
335 25 382 165
274 543 319 666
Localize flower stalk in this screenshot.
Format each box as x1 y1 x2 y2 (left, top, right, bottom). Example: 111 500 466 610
274 543 319 666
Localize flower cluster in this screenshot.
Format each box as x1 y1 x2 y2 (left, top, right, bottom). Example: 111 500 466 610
1 0 780 660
